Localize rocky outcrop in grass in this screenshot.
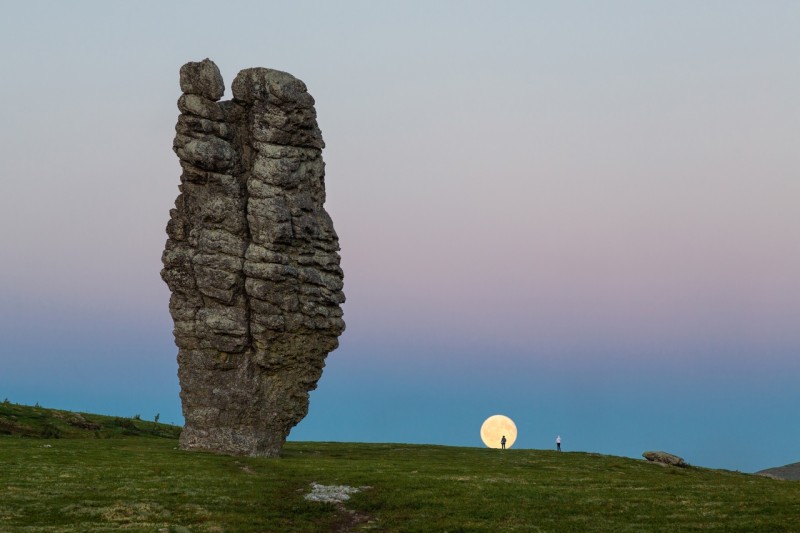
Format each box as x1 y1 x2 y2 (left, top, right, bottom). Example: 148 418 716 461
643 450 688 467
162 59 345 457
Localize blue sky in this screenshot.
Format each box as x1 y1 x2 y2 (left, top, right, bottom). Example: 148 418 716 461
1 1 798 473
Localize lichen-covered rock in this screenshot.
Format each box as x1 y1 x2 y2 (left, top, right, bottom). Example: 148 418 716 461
643 451 688 467
179 58 225 100
162 59 345 457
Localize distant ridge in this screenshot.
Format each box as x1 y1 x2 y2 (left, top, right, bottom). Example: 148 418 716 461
756 463 800 481
0 401 180 439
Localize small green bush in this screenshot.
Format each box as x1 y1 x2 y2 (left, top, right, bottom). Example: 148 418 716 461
112 417 136 430
40 423 61 439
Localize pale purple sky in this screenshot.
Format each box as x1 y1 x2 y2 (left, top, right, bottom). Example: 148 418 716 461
1 1 798 472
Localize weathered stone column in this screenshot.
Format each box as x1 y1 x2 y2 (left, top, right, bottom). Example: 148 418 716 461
161 59 345 457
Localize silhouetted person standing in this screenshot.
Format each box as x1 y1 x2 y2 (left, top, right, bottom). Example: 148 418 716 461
501 435 507 450
556 435 561 451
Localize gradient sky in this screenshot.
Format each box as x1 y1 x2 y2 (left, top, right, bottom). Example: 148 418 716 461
1 1 798 473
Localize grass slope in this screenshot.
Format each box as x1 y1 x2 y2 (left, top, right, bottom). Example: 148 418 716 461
1 404 799 532
0 401 180 439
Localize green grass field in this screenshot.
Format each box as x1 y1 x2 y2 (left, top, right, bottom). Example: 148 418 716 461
2 402 798 532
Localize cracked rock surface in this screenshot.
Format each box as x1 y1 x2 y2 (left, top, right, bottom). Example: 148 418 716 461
162 59 345 457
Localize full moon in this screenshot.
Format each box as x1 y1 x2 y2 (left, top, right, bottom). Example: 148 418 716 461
480 414 517 449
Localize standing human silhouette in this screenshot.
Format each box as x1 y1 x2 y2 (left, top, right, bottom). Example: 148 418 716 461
501 435 507 450
556 435 561 451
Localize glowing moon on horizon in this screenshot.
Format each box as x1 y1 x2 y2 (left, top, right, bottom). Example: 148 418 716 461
480 414 517 449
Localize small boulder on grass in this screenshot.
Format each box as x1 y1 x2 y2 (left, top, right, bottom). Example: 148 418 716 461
643 451 688 467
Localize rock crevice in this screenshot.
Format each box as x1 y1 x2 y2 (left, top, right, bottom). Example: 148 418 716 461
162 59 344 457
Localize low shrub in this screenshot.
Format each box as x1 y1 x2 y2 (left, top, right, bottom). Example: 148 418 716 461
112 417 137 430
40 423 61 439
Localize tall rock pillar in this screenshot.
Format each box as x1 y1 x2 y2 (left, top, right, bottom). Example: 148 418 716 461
161 59 345 457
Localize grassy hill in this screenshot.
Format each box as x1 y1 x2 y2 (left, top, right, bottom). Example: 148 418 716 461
0 400 180 439
1 403 799 532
